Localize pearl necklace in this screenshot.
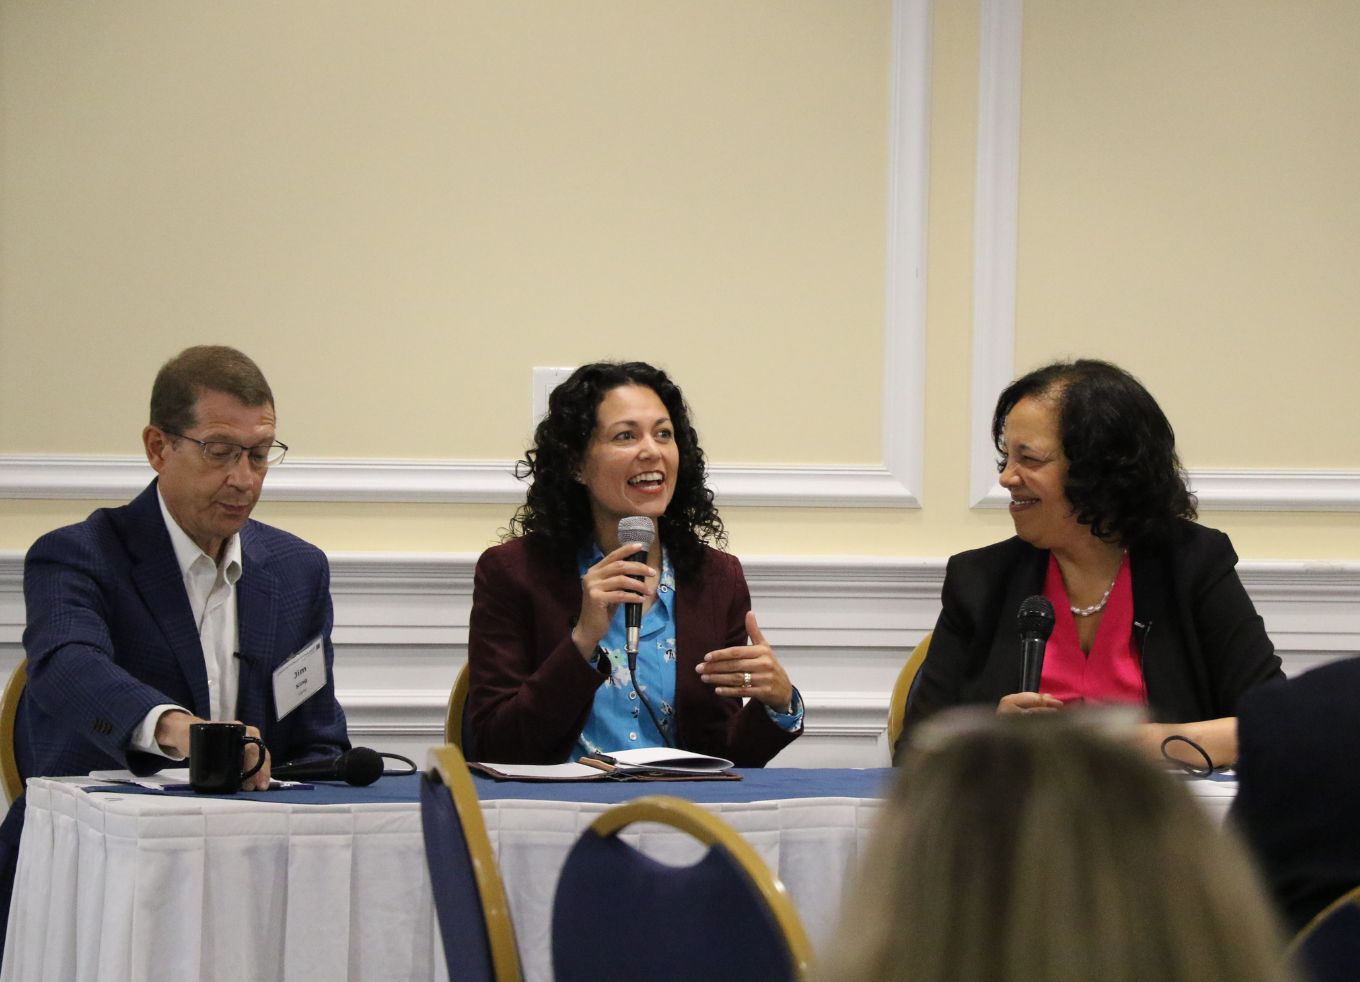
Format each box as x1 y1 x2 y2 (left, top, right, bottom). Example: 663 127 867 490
1070 552 1125 617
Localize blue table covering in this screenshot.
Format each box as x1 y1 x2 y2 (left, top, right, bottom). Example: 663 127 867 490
85 767 897 806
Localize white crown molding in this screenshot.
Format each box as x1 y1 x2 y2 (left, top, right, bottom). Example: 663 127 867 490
336 690 448 741
709 465 918 507
796 692 895 738
1235 561 1360 600
974 469 1360 513
0 454 527 503
964 0 1360 513
7 550 1356 595
6 550 1356 620
0 454 933 507
1183 470 1360 513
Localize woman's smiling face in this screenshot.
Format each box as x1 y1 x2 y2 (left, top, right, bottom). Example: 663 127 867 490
998 394 1082 552
578 384 680 542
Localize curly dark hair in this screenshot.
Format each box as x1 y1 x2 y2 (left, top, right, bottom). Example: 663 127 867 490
991 359 1197 548
506 361 726 582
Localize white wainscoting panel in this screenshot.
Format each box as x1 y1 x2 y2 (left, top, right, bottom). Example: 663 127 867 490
2 550 1357 769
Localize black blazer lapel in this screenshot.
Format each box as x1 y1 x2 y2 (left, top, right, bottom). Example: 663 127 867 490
985 543 1048 692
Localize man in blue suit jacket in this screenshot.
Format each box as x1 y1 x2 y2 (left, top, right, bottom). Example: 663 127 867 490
1 346 349 946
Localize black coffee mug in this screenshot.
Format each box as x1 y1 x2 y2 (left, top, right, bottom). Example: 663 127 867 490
189 722 267 794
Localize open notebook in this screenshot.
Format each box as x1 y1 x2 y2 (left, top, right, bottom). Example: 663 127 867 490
469 747 739 782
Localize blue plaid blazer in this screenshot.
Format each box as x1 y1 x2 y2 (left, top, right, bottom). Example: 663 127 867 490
15 480 350 781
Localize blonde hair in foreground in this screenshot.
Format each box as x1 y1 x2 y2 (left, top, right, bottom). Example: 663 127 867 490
821 713 1293 982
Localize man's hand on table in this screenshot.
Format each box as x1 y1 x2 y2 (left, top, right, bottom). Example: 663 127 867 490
153 709 273 791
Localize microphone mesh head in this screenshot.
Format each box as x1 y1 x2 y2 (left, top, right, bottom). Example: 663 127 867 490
343 747 384 786
1018 594 1056 641
617 516 656 550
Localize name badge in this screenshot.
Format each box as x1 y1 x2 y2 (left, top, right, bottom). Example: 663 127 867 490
273 635 326 721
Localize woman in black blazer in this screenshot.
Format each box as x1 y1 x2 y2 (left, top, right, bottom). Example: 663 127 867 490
896 360 1281 765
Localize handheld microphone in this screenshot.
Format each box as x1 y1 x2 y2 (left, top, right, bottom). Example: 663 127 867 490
1018 595 1056 693
615 515 671 748
617 516 655 669
272 747 384 786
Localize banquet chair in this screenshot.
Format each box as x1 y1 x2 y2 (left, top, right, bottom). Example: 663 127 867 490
886 631 932 749
420 743 521 982
1286 883 1360 982
1 660 27 805
551 794 814 982
443 662 469 750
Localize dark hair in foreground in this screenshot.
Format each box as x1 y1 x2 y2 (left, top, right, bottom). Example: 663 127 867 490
150 345 274 434
819 714 1293 982
506 361 725 582
992 359 1196 547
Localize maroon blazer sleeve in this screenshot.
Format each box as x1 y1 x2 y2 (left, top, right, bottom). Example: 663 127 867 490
672 551 800 767
465 539 608 763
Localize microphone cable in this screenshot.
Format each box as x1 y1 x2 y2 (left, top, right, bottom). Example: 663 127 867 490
377 752 417 777
627 652 674 749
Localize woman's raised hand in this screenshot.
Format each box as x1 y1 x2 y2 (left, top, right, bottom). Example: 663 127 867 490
696 611 795 713
571 542 656 659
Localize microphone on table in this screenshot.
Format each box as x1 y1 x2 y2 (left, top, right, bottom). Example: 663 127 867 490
617 516 655 672
272 747 384 786
1018 595 1056 693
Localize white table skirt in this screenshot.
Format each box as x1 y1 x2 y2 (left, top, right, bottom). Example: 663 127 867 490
1 780 886 982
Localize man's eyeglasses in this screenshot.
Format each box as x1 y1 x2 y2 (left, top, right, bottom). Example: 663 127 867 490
163 431 288 469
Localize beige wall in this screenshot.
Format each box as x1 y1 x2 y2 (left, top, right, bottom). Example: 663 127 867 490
2 0 1356 560
1015 1 1360 470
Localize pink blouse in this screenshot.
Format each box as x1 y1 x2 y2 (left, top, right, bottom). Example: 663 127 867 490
1039 552 1146 706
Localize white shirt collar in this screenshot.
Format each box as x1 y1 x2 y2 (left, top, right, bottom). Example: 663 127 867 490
156 485 243 582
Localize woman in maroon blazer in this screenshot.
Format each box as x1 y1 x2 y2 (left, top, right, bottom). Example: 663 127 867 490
465 361 802 765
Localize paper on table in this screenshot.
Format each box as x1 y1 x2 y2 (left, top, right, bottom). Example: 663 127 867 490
86 768 309 791
469 747 740 782
468 762 604 781
88 768 194 790
601 747 734 773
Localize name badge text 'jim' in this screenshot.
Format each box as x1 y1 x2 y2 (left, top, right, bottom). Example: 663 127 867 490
272 636 326 720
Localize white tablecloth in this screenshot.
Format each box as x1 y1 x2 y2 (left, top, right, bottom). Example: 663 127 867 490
1 778 886 982
1179 770 1238 825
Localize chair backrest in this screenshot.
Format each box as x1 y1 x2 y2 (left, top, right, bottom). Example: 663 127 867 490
552 794 814 982
420 743 521 982
443 662 469 750
1 661 28 806
886 631 932 749
1287 883 1360 982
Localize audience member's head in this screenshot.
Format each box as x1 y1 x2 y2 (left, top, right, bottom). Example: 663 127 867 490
823 712 1292 982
